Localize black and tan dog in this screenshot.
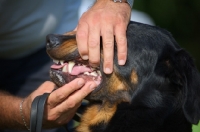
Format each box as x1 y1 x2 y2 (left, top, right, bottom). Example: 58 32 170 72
46 21 200 132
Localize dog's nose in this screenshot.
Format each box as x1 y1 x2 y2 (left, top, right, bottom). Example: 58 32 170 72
46 34 61 49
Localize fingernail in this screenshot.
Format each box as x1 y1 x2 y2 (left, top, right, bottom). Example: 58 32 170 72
90 83 96 90
82 55 88 60
94 81 101 85
105 68 112 74
78 79 85 86
118 60 125 65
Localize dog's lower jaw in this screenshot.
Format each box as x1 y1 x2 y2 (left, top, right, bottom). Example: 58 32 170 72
75 103 117 132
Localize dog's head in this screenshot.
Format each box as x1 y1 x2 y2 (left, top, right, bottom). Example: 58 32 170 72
46 21 200 125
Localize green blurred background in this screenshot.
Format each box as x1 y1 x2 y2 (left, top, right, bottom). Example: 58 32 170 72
133 1 200 132
133 0 200 69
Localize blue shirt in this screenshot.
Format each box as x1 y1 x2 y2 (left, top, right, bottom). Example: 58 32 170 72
0 0 81 59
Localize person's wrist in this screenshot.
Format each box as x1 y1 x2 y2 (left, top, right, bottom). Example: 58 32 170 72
19 99 30 130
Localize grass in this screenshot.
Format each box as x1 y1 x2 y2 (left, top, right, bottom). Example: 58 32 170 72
193 123 200 132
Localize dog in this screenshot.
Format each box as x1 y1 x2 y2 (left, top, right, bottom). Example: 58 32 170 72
46 21 200 132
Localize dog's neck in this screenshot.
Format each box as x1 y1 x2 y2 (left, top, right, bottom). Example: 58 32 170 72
76 101 117 132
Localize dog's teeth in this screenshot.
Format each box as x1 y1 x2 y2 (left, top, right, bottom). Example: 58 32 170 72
60 60 65 65
84 72 90 75
62 65 67 72
68 61 75 73
91 68 95 71
97 70 102 76
53 59 59 64
90 71 98 77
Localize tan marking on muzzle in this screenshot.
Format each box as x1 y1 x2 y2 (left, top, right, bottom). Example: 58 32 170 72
48 39 77 59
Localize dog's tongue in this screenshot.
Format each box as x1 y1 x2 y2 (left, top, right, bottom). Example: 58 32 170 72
51 64 92 75
71 66 92 75
51 64 63 69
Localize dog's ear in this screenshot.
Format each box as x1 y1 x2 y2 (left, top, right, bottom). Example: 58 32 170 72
176 50 200 124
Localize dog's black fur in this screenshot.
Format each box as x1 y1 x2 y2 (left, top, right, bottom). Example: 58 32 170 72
46 21 200 132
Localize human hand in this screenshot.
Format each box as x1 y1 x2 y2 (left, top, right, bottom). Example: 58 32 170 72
23 78 97 128
76 0 131 74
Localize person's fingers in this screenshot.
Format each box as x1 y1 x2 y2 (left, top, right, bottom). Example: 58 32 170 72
50 106 77 125
88 24 100 67
36 81 56 93
47 78 85 108
23 81 56 123
76 0 130 74
28 81 55 104
101 25 114 74
69 81 96 102
114 24 127 65
43 81 96 127
56 81 97 111
76 20 89 60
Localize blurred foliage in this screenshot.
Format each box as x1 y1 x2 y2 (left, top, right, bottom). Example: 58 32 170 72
133 0 200 70
193 123 200 132
133 1 200 130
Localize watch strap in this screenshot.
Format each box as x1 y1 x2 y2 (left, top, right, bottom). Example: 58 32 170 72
113 0 134 8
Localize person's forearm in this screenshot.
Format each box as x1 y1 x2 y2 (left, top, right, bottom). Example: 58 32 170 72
0 91 27 130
